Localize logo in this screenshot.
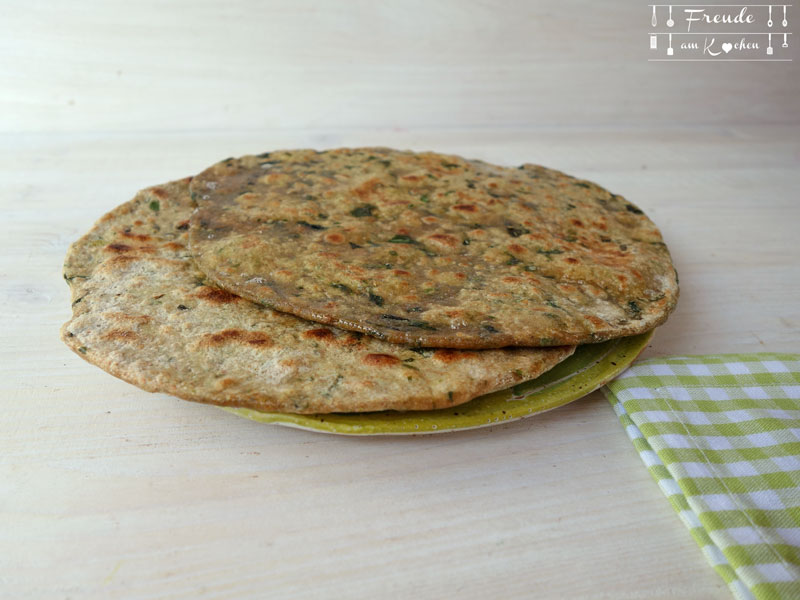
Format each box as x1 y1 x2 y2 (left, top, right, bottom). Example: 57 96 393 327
649 4 793 61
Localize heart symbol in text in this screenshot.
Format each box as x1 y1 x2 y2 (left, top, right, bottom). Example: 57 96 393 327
722 42 733 53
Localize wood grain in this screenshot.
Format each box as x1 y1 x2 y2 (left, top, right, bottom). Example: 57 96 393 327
1 0 798 598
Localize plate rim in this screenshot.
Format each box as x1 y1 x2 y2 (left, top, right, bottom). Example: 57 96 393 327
221 331 654 436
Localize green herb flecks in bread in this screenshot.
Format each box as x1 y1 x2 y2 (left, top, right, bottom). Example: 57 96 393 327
188 148 678 349
61 179 574 414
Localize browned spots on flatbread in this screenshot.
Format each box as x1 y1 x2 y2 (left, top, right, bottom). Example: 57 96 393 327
352 177 382 200
452 204 477 213
200 328 273 348
107 312 151 324
162 242 184 250
585 315 607 327
337 333 364 347
433 349 478 363
362 353 401 366
393 269 410 276
303 328 335 341
106 255 138 267
200 329 241 345
102 329 138 342
262 172 289 184
343 264 367 277
121 230 152 242
508 244 525 254
428 233 458 247
324 233 345 244
594 254 627 268
195 287 240 304
176 220 190 230
565 257 579 264
104 242 155 254
215 377 238 390
151 187 169 199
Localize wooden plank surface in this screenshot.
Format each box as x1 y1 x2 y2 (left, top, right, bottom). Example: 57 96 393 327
1 1 798 598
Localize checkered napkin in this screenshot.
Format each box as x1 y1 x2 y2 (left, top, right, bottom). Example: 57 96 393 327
603 354 800 600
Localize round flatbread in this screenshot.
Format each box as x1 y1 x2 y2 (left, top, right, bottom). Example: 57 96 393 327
188 148 678 349
61 179 575 414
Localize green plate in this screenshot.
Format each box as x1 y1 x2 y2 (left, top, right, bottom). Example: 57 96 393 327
221 331 653 435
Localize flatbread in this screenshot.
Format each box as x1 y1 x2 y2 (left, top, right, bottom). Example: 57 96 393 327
188 148 678 349
61 179 575 413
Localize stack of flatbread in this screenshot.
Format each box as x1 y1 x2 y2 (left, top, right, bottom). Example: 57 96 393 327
62 148 678 414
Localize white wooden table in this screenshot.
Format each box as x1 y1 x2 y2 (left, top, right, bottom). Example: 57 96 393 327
2 2 798 598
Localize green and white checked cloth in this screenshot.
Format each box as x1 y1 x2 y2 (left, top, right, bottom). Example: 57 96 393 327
603 354 800 600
